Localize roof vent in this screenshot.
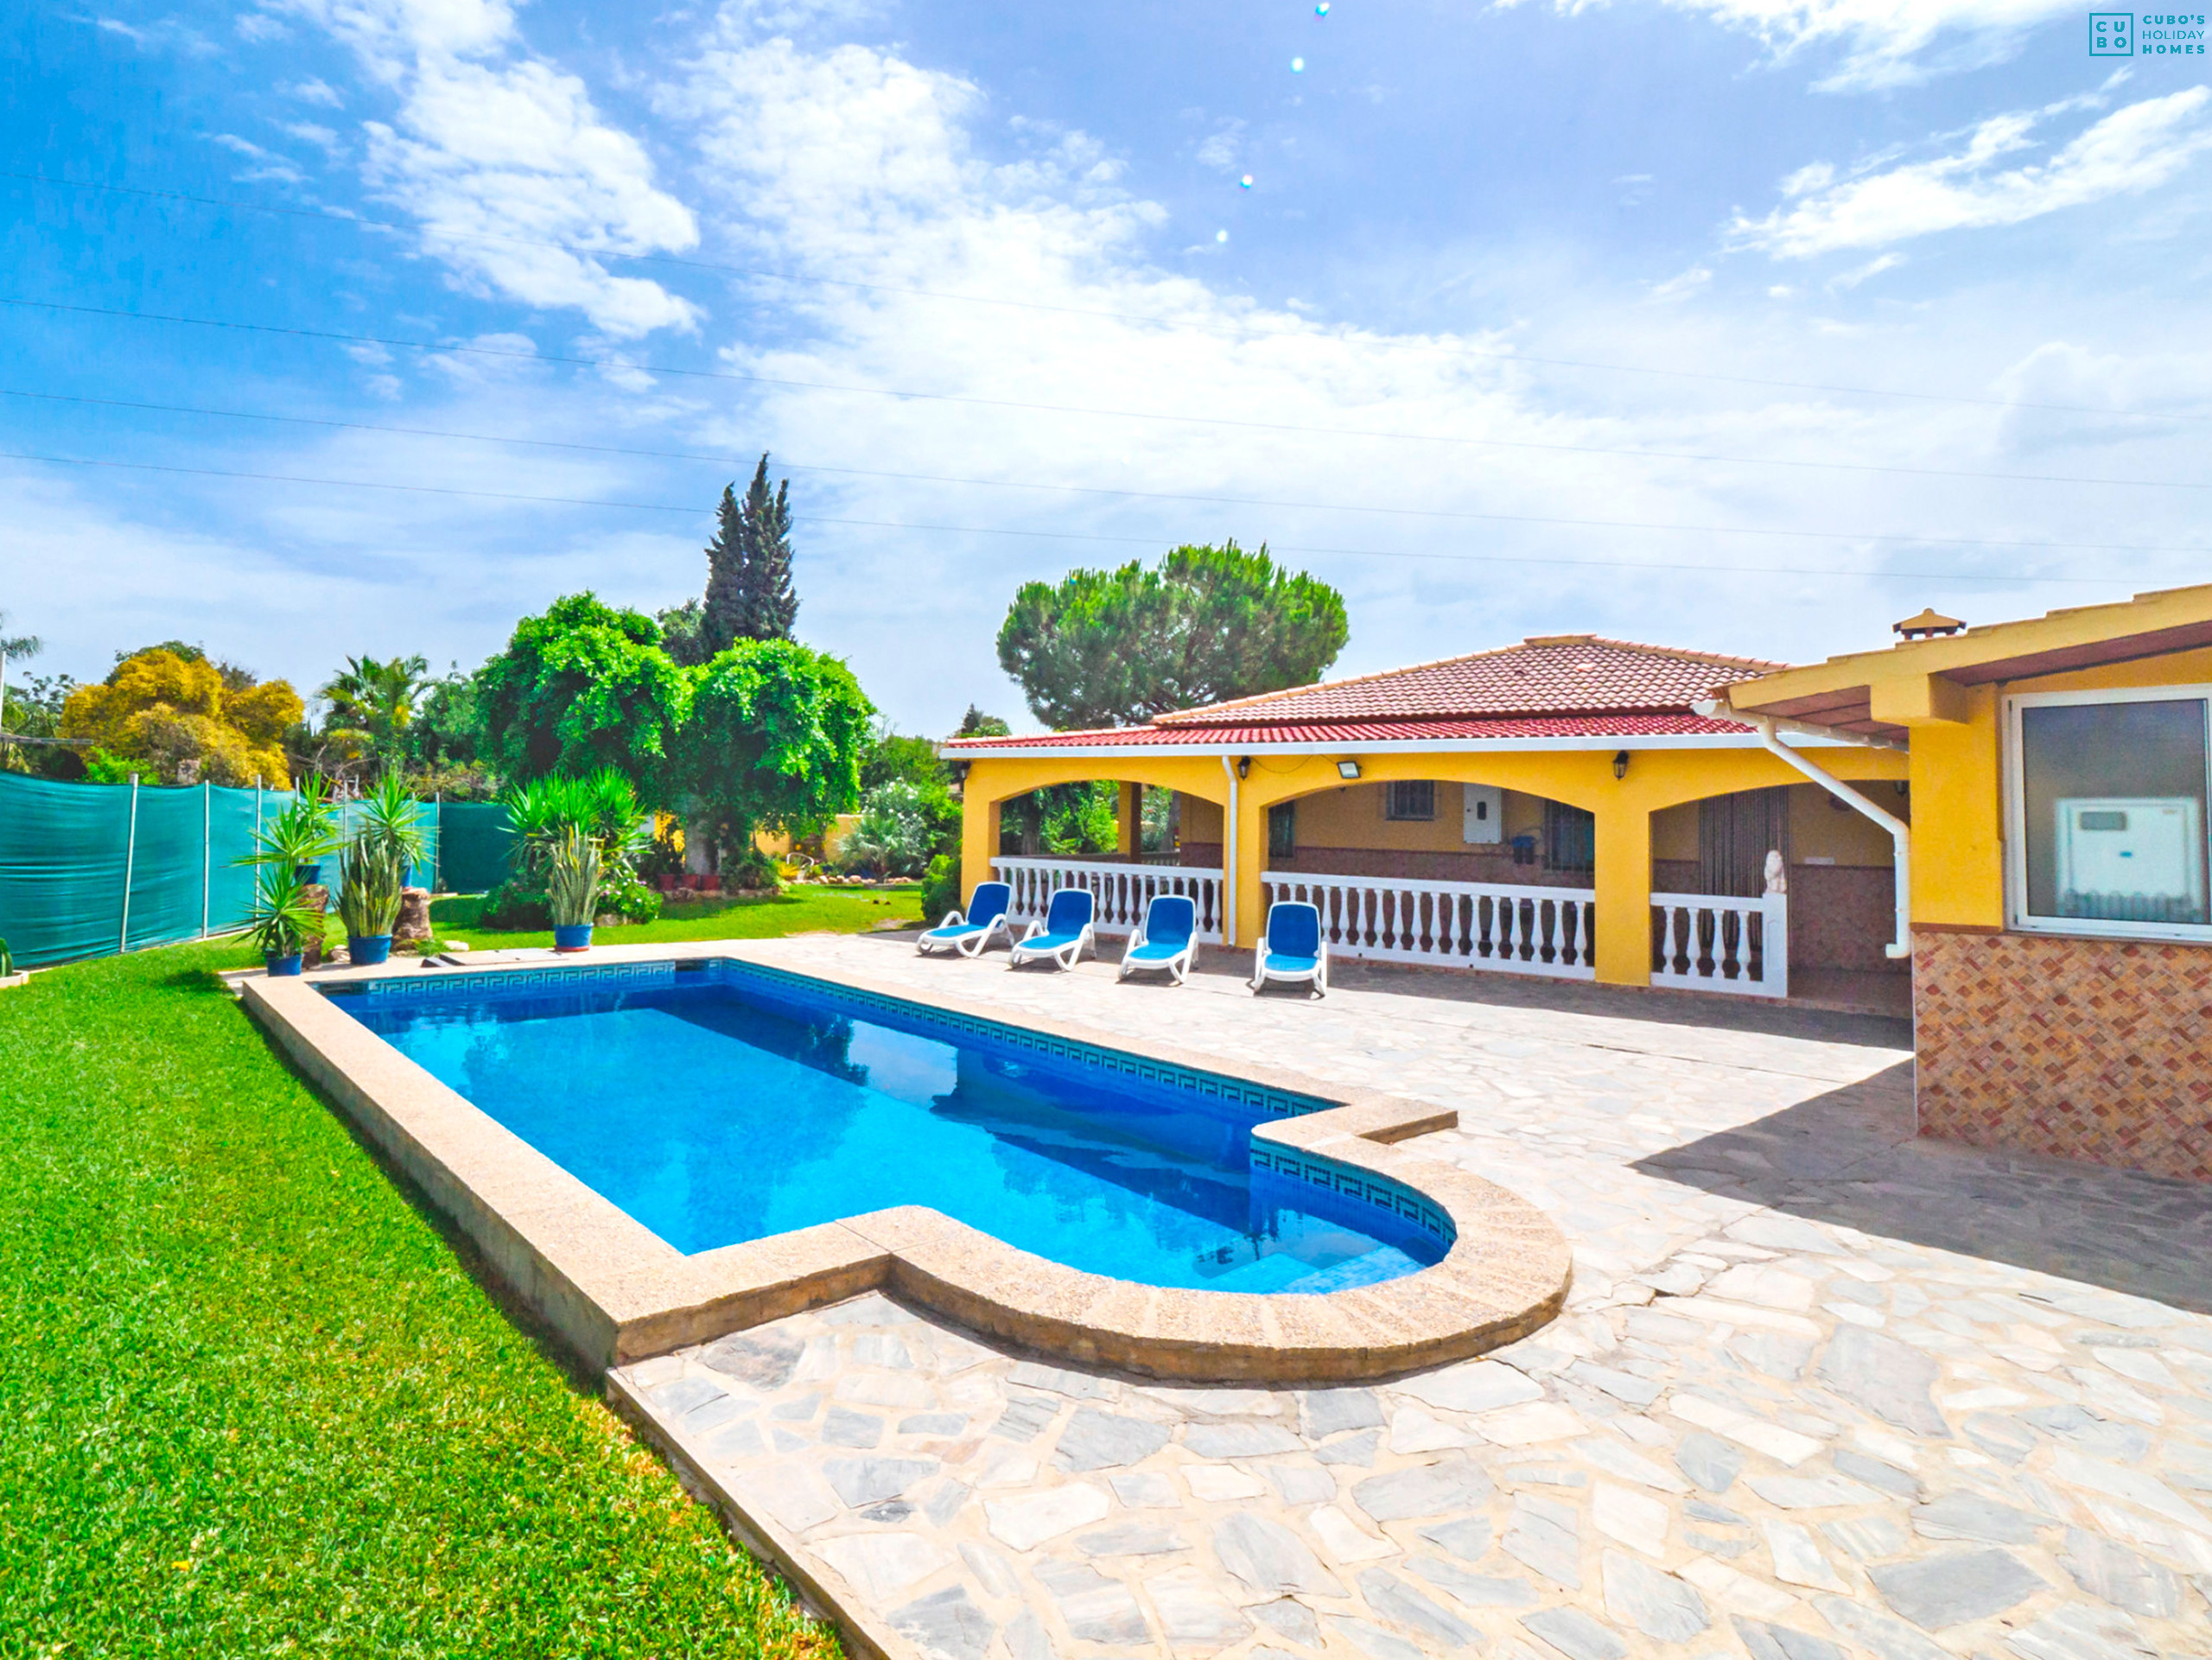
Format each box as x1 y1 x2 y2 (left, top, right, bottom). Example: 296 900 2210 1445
1892 607 1965 639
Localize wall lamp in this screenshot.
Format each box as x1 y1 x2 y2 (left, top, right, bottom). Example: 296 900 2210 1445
1612 749 1631 780
1236 755 1251 779
1337 759 1362 780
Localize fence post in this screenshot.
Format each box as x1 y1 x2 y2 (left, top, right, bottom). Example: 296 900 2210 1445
434 789 442 893
119 773 141 954
202 781 213 938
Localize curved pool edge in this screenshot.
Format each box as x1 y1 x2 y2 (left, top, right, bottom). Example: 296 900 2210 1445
238 940 1571 1383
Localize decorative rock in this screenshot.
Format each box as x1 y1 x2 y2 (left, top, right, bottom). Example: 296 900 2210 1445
817 1532 951 1602
1310 1504 1399 1562
1416 1517 1492 1561
1387 1407 1477 1453
1834 1451 1919 1500
2059 1525 2181 1617
1301 1388 1384 1438
1601 1550 1708 1641
1405 1555 1538 1608
1866 1547 2045 1631
701 1327 805 1389
1811 1594 1951 1660
1185 1421 1302 1460
1567 1362 1663 1407
1074 1523 1186 1557
990 1396 1059 1442
1268 1462 1337 1504
1147 1564 1250 1646
887 1585 994 1660
1249 1596 1321 1648
1357 1568 1478 1648
1961 1413 2037 1465
1732 1614 1847 1660
1675 1431 1745 1493
1107 1470 1178 1508
1817 1328 1948 1437
1746 1472 1884 1510
983 1484 1109 1551
899 1412 967 1437
1325 1614 1425 1660
1910 1490 2045 1544
392 887 432 942
1763 1520 1848 1590
824 1456 938 1509
1592 1482 1669 1558
1393 1358 1543 1415
1313 1430 1381 1467
2005 1602 2162 1660
821 1407 884 1449
1213 1512 1346 1597
1185 1464 1267 1501
1521 1604 1629 1660
1033 1560 1148 1645
1052 1408 1171 1472
1351 1456 1494 1522
1821 1515 1907 1562
1002 1609 1050 1660
1731 1332 1815 1381
1502 1491 1582 1589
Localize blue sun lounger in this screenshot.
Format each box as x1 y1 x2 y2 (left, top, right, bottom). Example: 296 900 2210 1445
917 881 1013 957
1116 894 1198 985
1252 900 1327 997
1008 887 1096 971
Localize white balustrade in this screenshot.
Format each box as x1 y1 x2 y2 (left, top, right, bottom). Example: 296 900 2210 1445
1649 891 1788 998
1261 871 1597 980
992 856 1224 942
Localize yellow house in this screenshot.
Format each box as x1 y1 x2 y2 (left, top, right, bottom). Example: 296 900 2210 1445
1716 583 2212 1183
943 635 1911 1007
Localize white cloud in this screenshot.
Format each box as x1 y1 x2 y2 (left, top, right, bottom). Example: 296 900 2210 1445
1533 0 2082 92
1827 251 1904 288
1646 265 1713 302
1732 89 2212 259
282 0 701 337
285 77 345 106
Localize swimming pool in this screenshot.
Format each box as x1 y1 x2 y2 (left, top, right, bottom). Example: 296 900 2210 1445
334 960 1447 1294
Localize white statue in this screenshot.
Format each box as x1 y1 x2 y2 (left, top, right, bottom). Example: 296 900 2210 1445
1764 849 1787 895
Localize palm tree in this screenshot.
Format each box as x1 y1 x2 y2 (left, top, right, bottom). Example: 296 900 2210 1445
318 653 430 775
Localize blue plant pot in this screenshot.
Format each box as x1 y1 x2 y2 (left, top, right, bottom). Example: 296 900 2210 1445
348 934 393 966
553 924 594 953
294 862 323 886
266 952 304 977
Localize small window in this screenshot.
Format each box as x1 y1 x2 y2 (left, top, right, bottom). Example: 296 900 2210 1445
2011 690 2211 934
1267 801 1296 861
1542 800 1596 875
1384 780 1436 821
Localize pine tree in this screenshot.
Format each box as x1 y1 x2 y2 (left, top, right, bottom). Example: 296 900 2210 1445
699 484 747 655
734 455 798 641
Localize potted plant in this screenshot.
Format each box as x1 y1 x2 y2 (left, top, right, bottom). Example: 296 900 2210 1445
255 779 340 885
338 776 425 966
245 869 321 976
547 826 603 951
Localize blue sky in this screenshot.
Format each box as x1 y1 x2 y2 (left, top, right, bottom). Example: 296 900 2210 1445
5 0 2209 733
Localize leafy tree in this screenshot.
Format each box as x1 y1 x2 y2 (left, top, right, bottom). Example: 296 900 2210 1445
473 594 690 790
838 780 935 879
955 705 1012 738
734 455 799 642
655 597 712 668
698 485 747 657
665 639 872 865
60 648 301 786
0 611 43 773
996 541 1347 729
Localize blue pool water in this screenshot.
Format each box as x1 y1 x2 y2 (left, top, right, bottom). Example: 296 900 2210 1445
334 963 1446 1294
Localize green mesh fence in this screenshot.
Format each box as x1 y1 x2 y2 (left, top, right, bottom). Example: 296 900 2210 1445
436 802 517 894
0 775 492 969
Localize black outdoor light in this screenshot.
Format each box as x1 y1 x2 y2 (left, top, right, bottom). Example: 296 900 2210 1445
1613 749 1630 779
1337 760 1361 779
1236 755 1251 779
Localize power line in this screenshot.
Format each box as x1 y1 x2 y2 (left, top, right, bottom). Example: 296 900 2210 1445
13 297 2212 483
10 168 2201 424
1 448 2190 581
5 385 2201 495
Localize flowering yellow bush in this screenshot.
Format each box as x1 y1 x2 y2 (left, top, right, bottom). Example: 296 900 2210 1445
61 649 300 787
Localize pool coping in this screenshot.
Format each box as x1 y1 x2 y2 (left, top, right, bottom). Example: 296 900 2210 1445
240 939 1571 1383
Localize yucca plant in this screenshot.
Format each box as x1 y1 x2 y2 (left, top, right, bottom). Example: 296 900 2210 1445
0 938 14 977
354 773 427 880
245 868 322 962
544 827 604 928
245 779 340 875
336 836 406 939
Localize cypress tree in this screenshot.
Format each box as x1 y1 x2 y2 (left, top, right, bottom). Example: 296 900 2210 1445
699 483 747 654
734 455 798 641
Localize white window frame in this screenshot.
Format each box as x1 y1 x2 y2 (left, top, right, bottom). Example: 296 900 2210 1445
2002 683 2212 942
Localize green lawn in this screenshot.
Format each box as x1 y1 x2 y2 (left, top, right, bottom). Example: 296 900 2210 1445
0 939 840 1659
427 885 924 951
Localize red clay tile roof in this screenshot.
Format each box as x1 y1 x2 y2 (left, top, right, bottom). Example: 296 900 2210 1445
1152 635 1786 726
943 713 1752 751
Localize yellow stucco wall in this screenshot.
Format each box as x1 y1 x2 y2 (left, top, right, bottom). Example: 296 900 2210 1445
957 743 1904 983
1900 646 2212 928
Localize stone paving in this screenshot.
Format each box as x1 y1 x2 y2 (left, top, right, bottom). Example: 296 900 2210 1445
617 934 2212 1660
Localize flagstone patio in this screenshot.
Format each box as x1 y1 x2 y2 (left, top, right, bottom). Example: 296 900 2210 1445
615 933 2212 1660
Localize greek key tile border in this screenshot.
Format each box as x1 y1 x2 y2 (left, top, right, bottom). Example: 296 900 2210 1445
1250 1146 1455 1244
349 959 678 1000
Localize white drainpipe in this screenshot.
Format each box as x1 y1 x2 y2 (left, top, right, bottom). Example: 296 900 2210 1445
1219 754 1241 945
1706 707 1912 960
